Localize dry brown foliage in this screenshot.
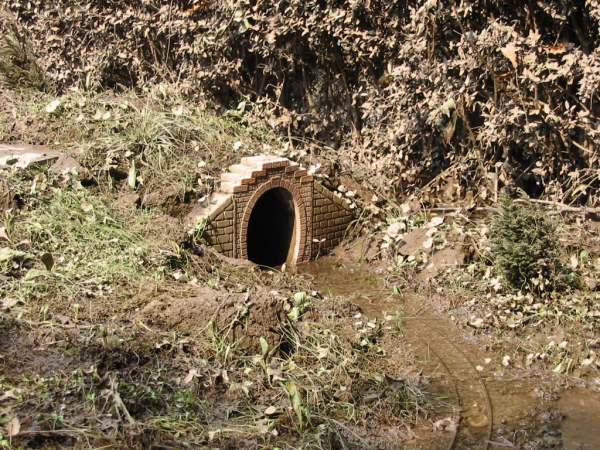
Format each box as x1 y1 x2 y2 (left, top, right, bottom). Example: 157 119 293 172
3 0 600 206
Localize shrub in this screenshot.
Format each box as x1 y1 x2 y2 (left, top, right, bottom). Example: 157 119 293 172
490 195 563 292
0 9 47 90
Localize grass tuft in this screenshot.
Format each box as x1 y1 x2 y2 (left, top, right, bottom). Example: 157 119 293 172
2 188 161 302
0 10 47 90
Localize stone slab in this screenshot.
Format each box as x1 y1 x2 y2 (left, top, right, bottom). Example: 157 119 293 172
0 144 59 169
0 144 82 174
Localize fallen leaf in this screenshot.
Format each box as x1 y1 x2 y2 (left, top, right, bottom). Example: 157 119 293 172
546 43 568 54
128 160 137 189
500 43 518 68
41 252 54 271
468 317 484 328
0 390 18 402
433 417 457 432
81 202 93 213
264 406 278 416
7 416 20 437
0 298 21 310
570 254 578 270
183 368 199 385
428 216 444 227
45 99 61 113
259 336 269 357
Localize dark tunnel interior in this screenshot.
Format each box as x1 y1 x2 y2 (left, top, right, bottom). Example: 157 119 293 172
247 187 296 267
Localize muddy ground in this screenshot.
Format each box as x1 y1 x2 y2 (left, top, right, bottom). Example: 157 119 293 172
301 225 600 450
1 85 599 449
2 170 600 449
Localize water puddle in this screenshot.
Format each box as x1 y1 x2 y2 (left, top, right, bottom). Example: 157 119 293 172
300 255 600 449
558 388 600 450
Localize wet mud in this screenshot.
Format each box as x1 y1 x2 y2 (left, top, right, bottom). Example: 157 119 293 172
301 256 600 450
558 388 600 450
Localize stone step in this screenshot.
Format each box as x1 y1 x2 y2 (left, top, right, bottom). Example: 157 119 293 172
196 192 230 216
220 181 241 194
241 155 289 170
186 191 233 229
220 172 245 184
229 164 254 175
240 155 268 169
207 192 230 206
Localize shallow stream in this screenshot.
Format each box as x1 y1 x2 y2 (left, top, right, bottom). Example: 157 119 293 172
300 256 600 450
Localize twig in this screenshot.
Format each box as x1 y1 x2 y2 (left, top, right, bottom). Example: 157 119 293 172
422 200 599 215
106 376 135 425
15 428 94 436
571 139 596 155
423 207 497 213
514 198 600 214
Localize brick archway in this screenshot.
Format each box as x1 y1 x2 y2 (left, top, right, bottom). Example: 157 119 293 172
187 155 354 266
239 178 308 265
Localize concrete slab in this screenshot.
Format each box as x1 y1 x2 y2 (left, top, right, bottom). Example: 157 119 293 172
0 143 60 169
0 143 82 174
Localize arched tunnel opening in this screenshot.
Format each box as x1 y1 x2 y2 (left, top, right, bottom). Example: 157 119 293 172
247 187 296 267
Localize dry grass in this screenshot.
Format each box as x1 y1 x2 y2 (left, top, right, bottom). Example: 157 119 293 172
1 186 165 303
2 85 282 202
0 85 427 448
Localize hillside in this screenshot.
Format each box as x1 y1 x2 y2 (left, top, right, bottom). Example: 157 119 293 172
1 2 600 449
2 0 599 207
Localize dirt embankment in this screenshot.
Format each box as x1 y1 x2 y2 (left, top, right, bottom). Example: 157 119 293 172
139 287 290 352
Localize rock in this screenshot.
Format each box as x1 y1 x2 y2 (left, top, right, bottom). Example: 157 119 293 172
49 154 83 175
0 143 59 169
142 184 181 209
0 143 84 176
399 228 429 255
112 193 141 210
418 246 465 281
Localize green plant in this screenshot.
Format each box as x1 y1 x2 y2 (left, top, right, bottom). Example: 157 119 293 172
0 11 47 90
490 195 563 291
1 188 160 302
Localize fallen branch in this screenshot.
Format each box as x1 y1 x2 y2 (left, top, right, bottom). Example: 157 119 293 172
514 198 600 214
423 207 497 213
423 200 599 216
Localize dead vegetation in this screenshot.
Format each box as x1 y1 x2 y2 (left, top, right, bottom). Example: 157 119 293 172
369 200 600 379
2 1 599 209
0 95 427 448
0 85 281 205
1 1 600 448
0 10 46 91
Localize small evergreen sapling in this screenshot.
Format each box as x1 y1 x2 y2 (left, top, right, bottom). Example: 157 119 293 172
491 195 563 292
